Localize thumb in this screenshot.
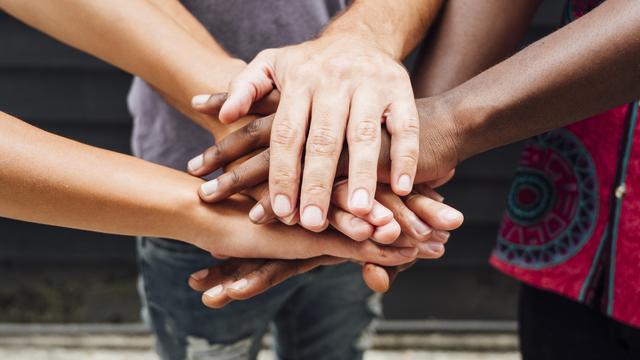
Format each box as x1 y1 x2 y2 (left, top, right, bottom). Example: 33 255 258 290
219 50 277 124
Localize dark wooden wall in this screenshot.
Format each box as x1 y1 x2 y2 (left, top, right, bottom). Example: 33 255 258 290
0 1 564 323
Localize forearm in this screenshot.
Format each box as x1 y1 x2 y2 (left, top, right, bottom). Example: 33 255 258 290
0 0 244 133
0 111 218 242
321 0 443 60
446 0 640 160
146 0 224 52
413 0 542 97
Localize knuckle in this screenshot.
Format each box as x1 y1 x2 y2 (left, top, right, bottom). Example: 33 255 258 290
260 149 271 164
307 127 340 156
302 181 331 198
228 169 242 186
204 143 223 162
351 119 380 143
401 118 420 136
271 168 296 188
397 152 419 166
352 161 377 178
245 117 264 138
272 121 300 147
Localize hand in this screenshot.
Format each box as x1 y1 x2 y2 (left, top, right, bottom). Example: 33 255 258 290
193 35 420 232
188 195 420 267
189 183 463 308
188 96 461 202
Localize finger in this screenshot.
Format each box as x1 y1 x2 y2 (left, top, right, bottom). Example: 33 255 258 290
199 150 270 202
218 50 277 124
425 168 456 189
187 115 272 176
191 93 228 116
331 179 394 226
269 89 312 218
385 96 420 196
361 260 416 293
404 194 464 231
346 89 384 216
416 239 447 259
376 186 433 244
298 90 349 230
226 256 346 301
362 263 390 293
414 183 445 202
188 259 262 292
325 238 416 267
251 90 281 115
192 90 280 118
328 207 375 242
371 219 402 244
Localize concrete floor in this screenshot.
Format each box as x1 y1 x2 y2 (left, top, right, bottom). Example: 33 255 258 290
0 348 519 360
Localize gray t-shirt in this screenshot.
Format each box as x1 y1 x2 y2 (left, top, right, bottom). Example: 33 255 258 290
127 0 346 171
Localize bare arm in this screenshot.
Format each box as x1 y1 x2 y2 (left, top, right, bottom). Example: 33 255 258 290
413 0 542 97
446 0 640 160
0 0 245 136
0 111 415 266
321 0 443 61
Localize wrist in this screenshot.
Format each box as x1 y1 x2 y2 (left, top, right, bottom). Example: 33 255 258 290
157 177 224 248
318 30 402 61
438 84 501 162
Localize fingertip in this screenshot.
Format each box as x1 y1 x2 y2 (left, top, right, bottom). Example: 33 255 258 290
349 188 373 217
372 220 401 244
362 264 390 293
349 217 375 241
393 173 413 196
191 94 211 109
202 285 228 308
438 208 464 229
369 202 394 225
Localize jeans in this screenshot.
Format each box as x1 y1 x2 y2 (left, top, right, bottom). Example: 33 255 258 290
137 237 381 360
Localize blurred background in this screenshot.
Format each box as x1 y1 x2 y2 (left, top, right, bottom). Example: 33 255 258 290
0 1 565 357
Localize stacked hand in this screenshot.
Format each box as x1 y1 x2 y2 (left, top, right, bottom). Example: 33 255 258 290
193 35 421 232
187 96 464 308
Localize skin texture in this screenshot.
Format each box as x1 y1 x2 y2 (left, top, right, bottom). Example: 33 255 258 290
191 0 445 233
197 0 640 304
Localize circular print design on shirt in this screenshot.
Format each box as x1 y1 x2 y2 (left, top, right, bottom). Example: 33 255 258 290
496 128 598 269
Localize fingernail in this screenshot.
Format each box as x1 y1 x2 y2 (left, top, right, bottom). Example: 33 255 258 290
410 215 431 236
399 247 418 258
190 268 209 281
434 230 450 242
371 204 392 221
439 208 463 223
397 174 412 192
200 179 218 196
228 278 248 291
429 242 444 252
350 188 370 210
350 217 370 228
273 194 291 216
249 204 265 223
191 94 210 107
188 154 204 172
204 284 223 298
301 206 324 227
